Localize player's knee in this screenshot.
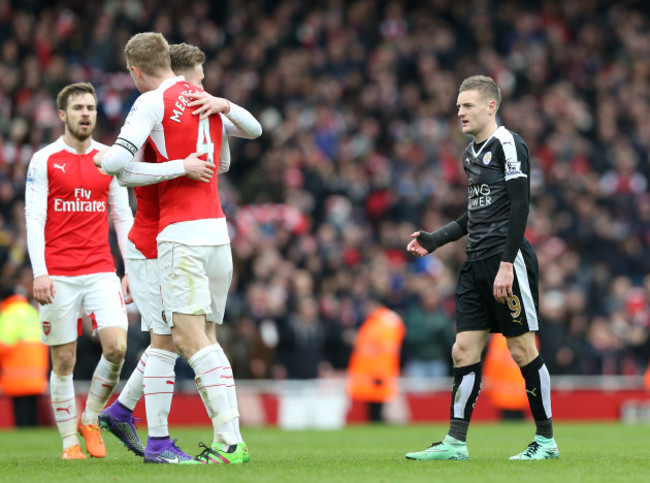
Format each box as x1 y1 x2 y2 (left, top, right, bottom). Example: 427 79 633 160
53 351 76 374
452 341 477 366
102 345 127 364
170 335 192 360
507 342 537 367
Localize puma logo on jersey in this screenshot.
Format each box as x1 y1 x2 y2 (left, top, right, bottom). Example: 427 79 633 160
53 163 66 173
526 388 537 397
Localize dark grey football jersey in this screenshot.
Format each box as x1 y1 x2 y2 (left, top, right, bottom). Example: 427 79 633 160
462 126 530 259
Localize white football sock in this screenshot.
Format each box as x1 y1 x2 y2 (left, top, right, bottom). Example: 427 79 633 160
118 346 150 411
143 348 178 437
82 355 123 426
188 346 237 445
50 372 79 449
212 343 243 443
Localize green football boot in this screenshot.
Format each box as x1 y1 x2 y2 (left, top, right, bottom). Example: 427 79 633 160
193 442 244 465
509 436 559 460
237 442 249 463
405 435 469 461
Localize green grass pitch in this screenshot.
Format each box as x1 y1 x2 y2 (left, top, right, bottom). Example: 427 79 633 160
0 422 648 482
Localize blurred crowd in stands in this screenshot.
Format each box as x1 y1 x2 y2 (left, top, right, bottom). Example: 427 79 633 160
1 0 649 380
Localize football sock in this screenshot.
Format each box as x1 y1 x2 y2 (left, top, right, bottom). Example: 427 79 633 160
520 355 553 439
143 348 178 437
50 372 79 449
189 346 237 446
212 343 243 443
448 362 482 442
118 346 150 411
82 355 123 426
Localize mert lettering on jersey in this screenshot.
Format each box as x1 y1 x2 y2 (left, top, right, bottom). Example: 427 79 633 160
169 89 195 124
467 184 492 208
53 188 106 212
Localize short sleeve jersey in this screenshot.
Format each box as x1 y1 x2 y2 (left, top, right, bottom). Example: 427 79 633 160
462 126 530 260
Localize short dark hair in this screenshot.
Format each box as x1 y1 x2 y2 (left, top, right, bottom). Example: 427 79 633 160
459 75 501 108
56 83 97 111
170 43 206 73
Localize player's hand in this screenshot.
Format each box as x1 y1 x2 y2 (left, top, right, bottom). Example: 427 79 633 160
183 152 215 182
493 261 514 303
33 275 55 305
187 91 231 120
121 274 133 305
407 231 429 257
93 149 107 168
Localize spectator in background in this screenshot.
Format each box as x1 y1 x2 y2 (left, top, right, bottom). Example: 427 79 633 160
402 288 454 382
221 316 275 379
275 296 327 379
483 334 528 421
1 0 650 382
346 298 405 422
0 292 48 427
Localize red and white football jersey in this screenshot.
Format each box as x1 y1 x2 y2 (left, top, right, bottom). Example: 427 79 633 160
128 141 160 259
25 137 133 277
152 79 225 233
102 76 229 247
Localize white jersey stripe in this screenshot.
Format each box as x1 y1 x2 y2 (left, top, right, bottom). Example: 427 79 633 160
494 126 526 181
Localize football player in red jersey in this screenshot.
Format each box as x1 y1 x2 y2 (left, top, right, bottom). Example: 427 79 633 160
25 83 134 460
95 33 261 465
99 42 260 465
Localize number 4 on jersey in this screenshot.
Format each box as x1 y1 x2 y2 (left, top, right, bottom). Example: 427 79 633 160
196 118 214 163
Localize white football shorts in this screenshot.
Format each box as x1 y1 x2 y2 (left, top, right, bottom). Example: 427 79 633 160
127 256 169 335
38 272 128 346
157 242 233 326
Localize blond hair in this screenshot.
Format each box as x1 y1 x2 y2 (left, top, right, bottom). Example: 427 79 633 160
56 82 97 111
459 75 501 108
124 32 170 76
170 43 206 74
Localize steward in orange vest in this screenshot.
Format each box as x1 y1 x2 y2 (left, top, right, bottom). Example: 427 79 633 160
483 334 529 418
347 304 405 421
0 294 49 426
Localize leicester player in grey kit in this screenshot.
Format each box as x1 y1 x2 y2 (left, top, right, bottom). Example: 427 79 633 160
405 75 559 461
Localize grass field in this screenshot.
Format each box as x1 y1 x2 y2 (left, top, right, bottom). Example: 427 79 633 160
0 422 648 482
